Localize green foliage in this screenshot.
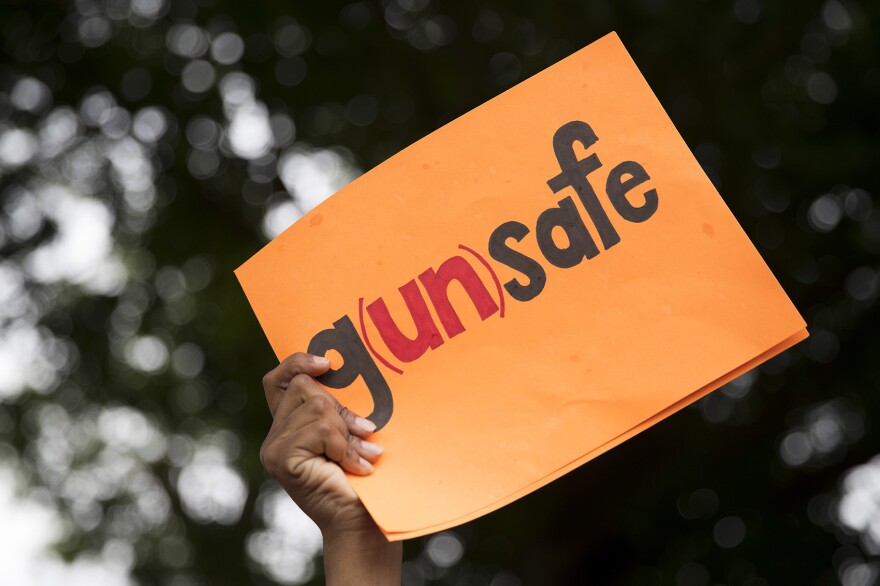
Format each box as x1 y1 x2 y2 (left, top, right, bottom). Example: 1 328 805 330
0 0 878 584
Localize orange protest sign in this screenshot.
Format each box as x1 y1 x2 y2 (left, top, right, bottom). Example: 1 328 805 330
235 32 807 541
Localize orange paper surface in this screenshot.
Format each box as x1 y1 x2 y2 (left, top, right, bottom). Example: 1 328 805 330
236 32 807 541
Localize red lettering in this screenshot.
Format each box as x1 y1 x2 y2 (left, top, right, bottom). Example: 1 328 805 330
419 256 499 338
366 280 443 362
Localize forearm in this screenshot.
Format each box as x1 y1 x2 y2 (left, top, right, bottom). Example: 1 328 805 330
323 524 402 585
261 354 400 584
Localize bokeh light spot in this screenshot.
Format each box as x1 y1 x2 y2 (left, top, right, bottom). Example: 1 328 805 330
211 32 245 65
714 516 746 549
10 77 52 114
807 71 838 104
181 60 216 94
124 335 169 374
425 531 465 568
808 194 842 232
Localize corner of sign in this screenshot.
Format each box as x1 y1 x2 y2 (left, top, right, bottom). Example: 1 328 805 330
233 257 256 284
587 31 624 55
602 30 623 46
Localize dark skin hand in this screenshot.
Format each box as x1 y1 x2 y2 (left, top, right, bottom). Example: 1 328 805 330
260 352 402 585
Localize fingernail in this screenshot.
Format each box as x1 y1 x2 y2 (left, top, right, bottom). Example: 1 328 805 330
358 457 374 473
312 355 330 367
353 417 377 433
359 440 383 457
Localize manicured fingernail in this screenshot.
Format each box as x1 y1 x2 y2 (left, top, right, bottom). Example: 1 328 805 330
313 355 330 367
353 417 377 433
358 457 374 473
359 440 383 457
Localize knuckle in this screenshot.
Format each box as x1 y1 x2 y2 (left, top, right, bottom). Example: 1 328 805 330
345 441 361 463
259 441 277 474
261 371 274 390
304 397 324 417
290 372 313 391
315 419 334 439
307 394 333 414
285 458 307 482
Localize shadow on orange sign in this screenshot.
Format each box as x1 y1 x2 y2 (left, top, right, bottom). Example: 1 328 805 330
236 32 807 541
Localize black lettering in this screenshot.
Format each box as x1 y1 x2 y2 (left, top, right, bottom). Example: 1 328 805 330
547 120 620 250
488 221 547 302
536 196 600 268
307 315 393 430
606 160 658 223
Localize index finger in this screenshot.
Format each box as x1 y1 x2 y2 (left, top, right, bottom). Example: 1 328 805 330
276 373 377 438
262 352 331 417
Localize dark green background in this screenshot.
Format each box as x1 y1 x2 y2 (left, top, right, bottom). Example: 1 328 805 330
1 0 878 584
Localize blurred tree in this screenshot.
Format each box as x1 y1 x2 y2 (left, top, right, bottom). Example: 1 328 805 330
0 0 877 584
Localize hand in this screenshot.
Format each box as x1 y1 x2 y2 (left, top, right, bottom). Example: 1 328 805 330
260 352 383 532
259 353 401 584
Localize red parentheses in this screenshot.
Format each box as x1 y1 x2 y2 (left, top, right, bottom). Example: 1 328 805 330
358 297 404 375
458 244 505 318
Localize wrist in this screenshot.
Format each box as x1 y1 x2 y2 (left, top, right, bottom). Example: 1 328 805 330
323 514 393 556
323 519 401 585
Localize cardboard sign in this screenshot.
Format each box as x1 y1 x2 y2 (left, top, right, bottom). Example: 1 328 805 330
236 32 807 541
